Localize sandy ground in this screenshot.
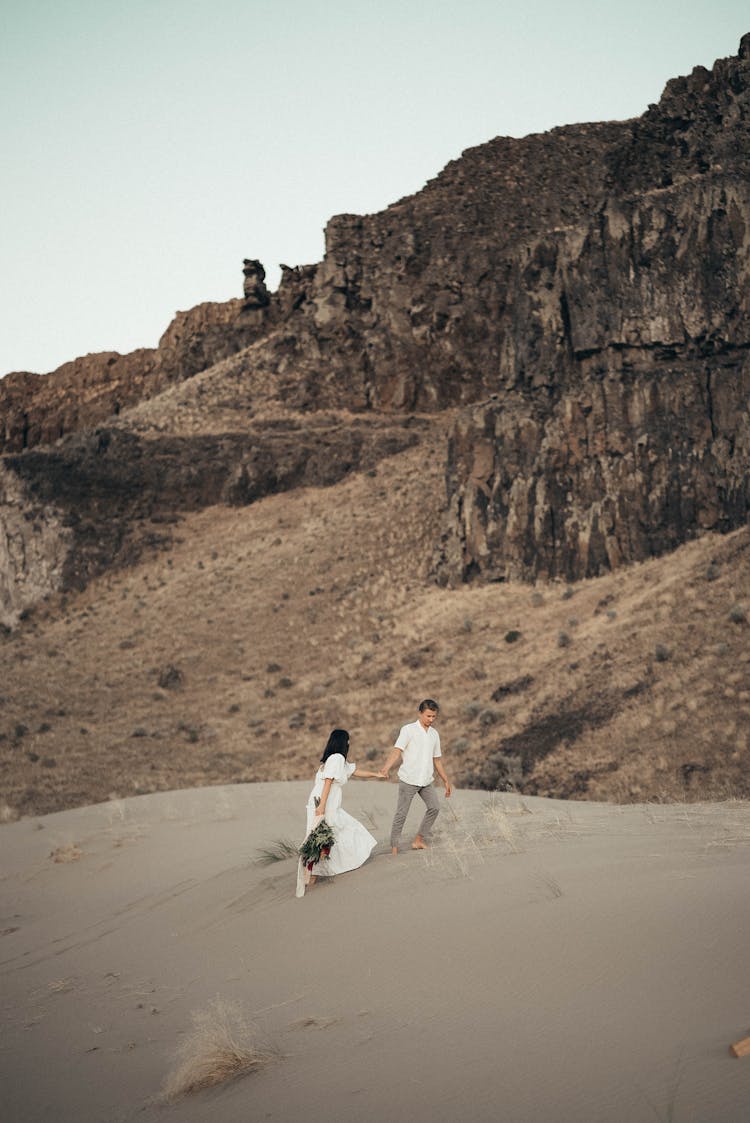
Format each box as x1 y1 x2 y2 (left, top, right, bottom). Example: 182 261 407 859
2 782 750 1122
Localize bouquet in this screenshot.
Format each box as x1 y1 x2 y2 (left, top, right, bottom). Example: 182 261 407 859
299 819 335 870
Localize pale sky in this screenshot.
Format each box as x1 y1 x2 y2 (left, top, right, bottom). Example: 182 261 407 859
1 1 748 376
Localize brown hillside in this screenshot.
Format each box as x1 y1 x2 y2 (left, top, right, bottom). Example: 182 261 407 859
1 426 747 818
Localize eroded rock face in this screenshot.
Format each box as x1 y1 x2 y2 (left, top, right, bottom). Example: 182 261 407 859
441 360 750 582
0 464 72 629
2 37 750 591
0 299 273 454
1 417 423 594
0 350 157 454
437 54 750 580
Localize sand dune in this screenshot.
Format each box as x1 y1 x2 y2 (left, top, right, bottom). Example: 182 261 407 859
2 782 750 1121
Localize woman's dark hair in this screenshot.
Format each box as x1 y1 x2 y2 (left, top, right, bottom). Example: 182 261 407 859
320 728 350 763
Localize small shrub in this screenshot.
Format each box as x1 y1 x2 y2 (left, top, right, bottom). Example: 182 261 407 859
266 662 282 674
462 701 483 720
504 630 521 644
462 617 473 633
288 712 306 729
365 747 379 761
278 677 293 689
530 592 544 607
557 631 572 648
561 586 576 601
654 644 671 663
728 603 747 624
132 727 149 738
158 665 184 690
705 563 720 582
452 737 470 755
491 675 534 701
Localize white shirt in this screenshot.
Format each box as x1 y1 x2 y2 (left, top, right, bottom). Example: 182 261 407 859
395 720 441 786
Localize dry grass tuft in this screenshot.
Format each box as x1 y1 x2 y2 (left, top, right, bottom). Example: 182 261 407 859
254 838 298 865
50 843 82 863
161 997 277 1102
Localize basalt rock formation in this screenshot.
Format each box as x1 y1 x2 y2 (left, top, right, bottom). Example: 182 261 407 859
2 36 750 625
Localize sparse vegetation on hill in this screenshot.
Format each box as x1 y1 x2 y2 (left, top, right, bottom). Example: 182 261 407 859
0 428 747 816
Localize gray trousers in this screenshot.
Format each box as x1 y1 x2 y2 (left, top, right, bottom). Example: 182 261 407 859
390 780 440 848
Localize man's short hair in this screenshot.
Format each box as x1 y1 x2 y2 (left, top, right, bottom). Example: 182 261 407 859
418 699 439 713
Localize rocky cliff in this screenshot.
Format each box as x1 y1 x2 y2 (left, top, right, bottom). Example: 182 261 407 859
2 36 750 623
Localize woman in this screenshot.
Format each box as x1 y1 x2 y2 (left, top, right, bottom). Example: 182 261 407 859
297 729 382 897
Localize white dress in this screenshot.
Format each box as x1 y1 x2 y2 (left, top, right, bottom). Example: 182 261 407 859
302 754 377 879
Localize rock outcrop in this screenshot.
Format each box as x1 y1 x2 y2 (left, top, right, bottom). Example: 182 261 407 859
0 298 273 455
2 35 750 610
0 415 422 627
0 464 71 629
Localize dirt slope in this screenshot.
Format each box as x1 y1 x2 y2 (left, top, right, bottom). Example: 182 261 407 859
1 419 748 817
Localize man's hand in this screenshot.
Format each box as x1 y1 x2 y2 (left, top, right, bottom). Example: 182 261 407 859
444 781 452 798
378 769 390 780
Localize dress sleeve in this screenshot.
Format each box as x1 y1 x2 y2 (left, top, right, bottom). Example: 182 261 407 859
345 762 357 779
321 753 346 782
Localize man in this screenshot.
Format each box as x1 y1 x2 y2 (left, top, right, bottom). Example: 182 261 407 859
381 699 452 853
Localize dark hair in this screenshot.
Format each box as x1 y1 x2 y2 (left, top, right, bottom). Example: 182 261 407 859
418 699 439 713
320 728 350 763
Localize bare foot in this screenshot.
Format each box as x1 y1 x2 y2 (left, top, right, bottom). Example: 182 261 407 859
391 847 399 856
309 875 317 886
411 836 428 850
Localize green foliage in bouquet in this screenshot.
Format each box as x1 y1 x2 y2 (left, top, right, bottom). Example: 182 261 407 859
299 820 335 870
